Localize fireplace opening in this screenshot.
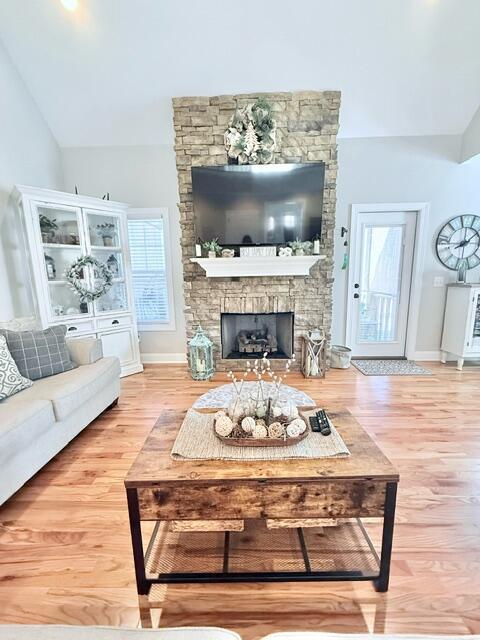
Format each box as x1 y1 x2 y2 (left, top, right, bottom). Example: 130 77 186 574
221 312 294 360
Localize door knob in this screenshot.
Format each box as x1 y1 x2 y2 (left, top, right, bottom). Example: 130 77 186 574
354 283 359 288
354 293 359 299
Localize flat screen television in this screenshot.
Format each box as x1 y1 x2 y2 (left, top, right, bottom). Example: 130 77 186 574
191 163 325 246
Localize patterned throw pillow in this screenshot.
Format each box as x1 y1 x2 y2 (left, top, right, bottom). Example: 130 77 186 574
0 325 77 381
0 335 32 401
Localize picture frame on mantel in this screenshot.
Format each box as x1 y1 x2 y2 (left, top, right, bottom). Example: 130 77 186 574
240 246 277 258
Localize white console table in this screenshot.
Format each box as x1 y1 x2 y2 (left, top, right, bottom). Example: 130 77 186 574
441 283 480 370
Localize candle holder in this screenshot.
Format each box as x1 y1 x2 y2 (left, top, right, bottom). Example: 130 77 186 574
188 326 215 380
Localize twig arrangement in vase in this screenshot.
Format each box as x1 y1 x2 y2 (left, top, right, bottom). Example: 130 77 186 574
214 352 307 445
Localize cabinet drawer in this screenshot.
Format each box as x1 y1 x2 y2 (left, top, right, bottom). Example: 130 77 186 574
96 314 132 330
62 320 96 335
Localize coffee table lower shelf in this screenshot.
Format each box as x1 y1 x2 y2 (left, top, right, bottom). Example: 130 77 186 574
142 518 381 585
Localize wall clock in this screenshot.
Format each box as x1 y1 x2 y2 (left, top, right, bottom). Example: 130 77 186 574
436 214 480 270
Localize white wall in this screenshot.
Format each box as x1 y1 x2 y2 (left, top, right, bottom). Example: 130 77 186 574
335 134 480 355
61 144 186 358
0 40 63 321
461 105 480 163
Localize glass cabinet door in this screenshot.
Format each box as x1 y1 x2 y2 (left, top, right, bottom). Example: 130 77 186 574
86 212 121 249
34 203 91 319
37 204 82 247
85 210 128 315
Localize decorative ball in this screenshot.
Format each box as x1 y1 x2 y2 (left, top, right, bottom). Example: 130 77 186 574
214 410 226 420
290 417 307 434
255 418 266 427
215 415 234 437
252 423 268 438
286 418 307 438
272 406 282 418
268 422 285 438
241 416 256 433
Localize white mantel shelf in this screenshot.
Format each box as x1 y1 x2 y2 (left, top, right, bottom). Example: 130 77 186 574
190 255 325 278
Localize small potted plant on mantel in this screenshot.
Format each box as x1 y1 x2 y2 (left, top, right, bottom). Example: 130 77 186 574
202 238 222 259
289 238 313 256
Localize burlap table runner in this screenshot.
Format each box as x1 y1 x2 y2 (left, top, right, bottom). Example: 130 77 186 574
171 409 350 461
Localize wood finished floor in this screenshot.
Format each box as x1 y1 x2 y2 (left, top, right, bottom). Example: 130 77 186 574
1 363 480 637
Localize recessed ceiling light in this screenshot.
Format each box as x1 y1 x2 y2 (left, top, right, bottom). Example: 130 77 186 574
61 0 78 11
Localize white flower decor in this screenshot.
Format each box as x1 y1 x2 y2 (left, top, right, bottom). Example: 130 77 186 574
224 98 277 165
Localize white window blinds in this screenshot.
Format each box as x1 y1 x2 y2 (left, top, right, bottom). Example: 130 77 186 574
127 217 170 325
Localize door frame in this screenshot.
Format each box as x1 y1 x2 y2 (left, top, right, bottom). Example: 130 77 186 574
345 202 430 360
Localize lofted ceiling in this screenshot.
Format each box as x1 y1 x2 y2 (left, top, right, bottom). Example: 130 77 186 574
0 0 479 147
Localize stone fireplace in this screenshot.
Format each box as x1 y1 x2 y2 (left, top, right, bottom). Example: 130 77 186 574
173 91 340 371
221 312 294 360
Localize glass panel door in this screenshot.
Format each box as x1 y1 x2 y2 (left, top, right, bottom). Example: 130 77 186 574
357 225 404 343
349 210 417 358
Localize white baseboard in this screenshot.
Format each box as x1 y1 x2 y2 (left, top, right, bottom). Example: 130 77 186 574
141 352 187 364
413 350 441 361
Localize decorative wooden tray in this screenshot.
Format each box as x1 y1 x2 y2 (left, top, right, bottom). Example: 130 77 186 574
214 417 310 447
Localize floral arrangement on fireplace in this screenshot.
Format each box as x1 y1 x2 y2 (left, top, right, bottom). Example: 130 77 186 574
224 98 277 165
213 352 307 442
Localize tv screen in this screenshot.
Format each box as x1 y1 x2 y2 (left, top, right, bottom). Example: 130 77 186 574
192 163 324 246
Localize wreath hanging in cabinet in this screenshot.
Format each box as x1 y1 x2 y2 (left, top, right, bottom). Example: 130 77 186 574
66 255 113 302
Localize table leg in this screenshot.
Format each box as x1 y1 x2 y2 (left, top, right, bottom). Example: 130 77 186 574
373 481 397 593
138 595 153 629
126 488 152 627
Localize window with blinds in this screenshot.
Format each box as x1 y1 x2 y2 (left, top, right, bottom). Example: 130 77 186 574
127 217 170 325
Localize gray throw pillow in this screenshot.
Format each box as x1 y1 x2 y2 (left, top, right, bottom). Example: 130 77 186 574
0 325 77 381
0 335 33 400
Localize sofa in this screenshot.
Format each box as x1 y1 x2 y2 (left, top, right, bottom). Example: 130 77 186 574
0 337 121 505
0 628 477 640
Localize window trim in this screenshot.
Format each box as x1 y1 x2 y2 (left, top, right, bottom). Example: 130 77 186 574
127 207 176 332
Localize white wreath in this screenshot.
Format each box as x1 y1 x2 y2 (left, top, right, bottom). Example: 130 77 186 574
66 255 113 302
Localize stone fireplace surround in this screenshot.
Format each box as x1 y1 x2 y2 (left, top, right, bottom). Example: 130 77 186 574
173 91 340 371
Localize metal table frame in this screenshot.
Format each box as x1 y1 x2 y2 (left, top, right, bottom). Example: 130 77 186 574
126 481 397 602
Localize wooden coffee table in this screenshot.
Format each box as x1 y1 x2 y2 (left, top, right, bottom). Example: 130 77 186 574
125 407 399 626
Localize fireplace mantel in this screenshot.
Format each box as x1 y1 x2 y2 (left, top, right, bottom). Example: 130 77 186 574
190 255 325 278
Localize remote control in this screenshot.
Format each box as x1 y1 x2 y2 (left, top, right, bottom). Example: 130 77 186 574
316 409 332 436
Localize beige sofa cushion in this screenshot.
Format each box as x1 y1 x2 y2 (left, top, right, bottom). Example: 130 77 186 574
25 356 121 421
0 397 55 464
0 626 241 640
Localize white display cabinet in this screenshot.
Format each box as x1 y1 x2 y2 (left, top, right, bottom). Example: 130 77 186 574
14 185 143 377
441 283 480 370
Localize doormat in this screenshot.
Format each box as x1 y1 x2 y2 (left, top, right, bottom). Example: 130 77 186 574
352 359 432 376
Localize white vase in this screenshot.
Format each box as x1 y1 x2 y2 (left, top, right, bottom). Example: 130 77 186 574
208 251 216 259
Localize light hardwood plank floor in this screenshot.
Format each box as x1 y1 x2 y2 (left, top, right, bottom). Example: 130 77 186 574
1 363 479 638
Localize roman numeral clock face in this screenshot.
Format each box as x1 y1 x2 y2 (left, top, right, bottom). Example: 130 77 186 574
436 215 480 270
